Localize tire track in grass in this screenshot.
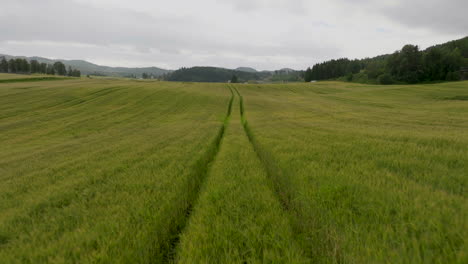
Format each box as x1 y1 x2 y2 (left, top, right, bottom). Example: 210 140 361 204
232 89 294 209
173 85 308 263
233 85 342 262
233 85 293 209
160 85 234 263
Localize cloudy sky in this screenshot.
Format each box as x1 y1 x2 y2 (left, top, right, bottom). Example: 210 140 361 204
0 0 466 70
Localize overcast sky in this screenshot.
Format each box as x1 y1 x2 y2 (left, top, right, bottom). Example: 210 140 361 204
1 0 466 70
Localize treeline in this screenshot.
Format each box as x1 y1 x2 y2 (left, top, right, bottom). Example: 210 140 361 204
164 67 304 83
304 58 363 81
165 67 267 83
270 69 305 82
304 36 468 84
142 73 158 79
0 57 81 77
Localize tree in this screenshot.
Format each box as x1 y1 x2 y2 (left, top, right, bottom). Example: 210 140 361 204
386 44 422 83
46 64 55 75
53 62 67 76
346 60 362 74
68 66 73 77
30 60 40 73
21 59 30 73
40 63 48 74
8 59 17 73
142 73 149 79
230 75 238 83
378 73 394 85
422 47 444 81
443 48 463 75
445 71 460 81
0 57 8 72
366 60 385 79
71 69 81 77
304 67 313 82
11 58 30 73
304 37 468 84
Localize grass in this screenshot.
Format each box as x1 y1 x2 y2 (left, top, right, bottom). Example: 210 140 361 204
0 73 68 83
175 86 307 263
0 74 466 263
236 81 468 263
0 75 230 263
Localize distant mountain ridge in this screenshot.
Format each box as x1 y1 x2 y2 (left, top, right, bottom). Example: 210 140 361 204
0 54 172 78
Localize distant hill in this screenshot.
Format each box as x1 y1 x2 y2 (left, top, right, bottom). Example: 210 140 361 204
0 54 303 82
0 54 171 78
235 67 258 73
165 67 276 82
278 68 296 73
164 66 304 83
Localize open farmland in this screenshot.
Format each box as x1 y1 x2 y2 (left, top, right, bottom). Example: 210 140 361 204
236 81 468 263
0 74 467 263
0 76 230 263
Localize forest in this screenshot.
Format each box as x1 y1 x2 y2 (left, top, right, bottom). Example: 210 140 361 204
164 67 266 82
304 36 468 84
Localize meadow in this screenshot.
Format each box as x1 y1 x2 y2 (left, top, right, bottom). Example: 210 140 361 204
0 74 466 263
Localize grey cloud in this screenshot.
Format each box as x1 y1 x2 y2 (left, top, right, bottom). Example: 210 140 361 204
0 0 464 70
0 0 194 49
333 0 468 35
220 0 307 14
381 0 468 34
0 0 340 69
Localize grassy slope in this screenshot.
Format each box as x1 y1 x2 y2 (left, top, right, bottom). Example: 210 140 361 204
0 78 229 263
175 87 308 263
238 81 468 263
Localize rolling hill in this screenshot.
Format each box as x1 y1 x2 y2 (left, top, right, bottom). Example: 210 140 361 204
165 67 271 82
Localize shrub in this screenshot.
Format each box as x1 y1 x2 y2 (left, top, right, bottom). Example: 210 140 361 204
445 71 460 81
352 72 369 83
378 73 394 85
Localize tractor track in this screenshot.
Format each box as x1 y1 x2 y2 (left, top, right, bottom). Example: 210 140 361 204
232 85 295 210
160 85 235 263
233 85 345 262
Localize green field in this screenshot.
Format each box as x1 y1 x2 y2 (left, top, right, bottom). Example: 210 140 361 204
0 74 466 263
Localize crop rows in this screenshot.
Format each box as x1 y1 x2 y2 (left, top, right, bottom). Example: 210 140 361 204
0 78 230 263
236 81 468 263
0 75 466 263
